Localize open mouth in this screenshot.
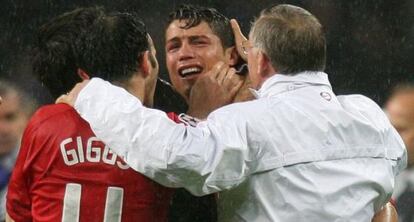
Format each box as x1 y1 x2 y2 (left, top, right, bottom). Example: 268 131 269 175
178 66 203 78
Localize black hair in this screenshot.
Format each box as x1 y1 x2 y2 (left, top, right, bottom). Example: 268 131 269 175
167 4 234 48
32 7 149 99
78 12 149 84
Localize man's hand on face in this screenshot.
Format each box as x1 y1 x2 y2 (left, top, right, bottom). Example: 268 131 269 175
233 75 255 102
230 19 248 62
187 62 244 119
55 80 90 106
229 19 256 102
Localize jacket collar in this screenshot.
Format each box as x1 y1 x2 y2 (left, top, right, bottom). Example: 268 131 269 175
251 71 332 98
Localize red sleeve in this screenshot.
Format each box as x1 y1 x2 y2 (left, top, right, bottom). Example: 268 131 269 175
6 121 35 222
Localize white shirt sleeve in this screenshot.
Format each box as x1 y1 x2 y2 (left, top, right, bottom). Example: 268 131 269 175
75 78 251 196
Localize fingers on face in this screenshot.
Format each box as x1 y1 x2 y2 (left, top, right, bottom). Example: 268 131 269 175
230 19 248 61
224 68 244 91
230 19 244 41
231 75 245 96
207 62 244 93
211 61 225 80
224 68 236 85
216 65 230 85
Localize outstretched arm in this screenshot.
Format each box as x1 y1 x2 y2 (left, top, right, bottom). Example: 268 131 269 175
57 63 251 196
57 62 244 120
69 78 250 195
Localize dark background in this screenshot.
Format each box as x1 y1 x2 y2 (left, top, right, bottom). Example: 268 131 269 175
0 0 413 106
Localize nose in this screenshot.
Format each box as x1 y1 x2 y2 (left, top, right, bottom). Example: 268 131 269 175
178 42 195 61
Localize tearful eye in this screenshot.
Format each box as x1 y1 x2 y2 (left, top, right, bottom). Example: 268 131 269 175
167 47 177 52
193 40 206 45
166 43 180 52
190 37 209 46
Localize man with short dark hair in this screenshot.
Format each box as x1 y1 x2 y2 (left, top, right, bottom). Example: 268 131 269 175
6 7 174 222
160 5 250 221
61 4 405 221
165 4 240 102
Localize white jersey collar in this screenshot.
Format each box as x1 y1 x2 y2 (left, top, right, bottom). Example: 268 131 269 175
251 71 331 98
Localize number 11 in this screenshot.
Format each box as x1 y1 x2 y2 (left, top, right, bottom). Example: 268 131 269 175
62 183 124 222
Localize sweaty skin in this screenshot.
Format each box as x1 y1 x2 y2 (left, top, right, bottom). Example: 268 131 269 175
165 20 238 102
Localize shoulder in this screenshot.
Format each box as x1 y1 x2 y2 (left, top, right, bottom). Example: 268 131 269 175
26 104 83 135
207 99 271 124
31 103 72 118
212 100 252 114
337 94 381 110
30 104 78 123
337 94 400 142
336 94 386 119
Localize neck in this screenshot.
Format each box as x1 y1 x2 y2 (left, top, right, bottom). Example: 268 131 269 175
123 75 147 105
255 69 277 90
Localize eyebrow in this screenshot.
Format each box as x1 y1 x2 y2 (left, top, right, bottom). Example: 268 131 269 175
188 35 210 41
166 35 211 44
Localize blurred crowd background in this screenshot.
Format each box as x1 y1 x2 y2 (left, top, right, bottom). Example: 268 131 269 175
0 0 413 106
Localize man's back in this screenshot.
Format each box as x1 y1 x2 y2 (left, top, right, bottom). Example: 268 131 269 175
213 72 405 221
7 104 173 222
67 72 406 221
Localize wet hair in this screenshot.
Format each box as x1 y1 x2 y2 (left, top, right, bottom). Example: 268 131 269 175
251 4 326 74
167 4 234 48
77 11 149 84
33 7 149 98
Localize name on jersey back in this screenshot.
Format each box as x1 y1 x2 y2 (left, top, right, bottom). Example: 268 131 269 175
60 136 130 170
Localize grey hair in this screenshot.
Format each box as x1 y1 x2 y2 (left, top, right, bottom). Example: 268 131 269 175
250 4 326 75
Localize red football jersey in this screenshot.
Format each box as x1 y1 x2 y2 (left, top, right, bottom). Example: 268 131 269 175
7 104 173 222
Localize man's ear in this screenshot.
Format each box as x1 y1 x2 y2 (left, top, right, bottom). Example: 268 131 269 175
225 46 239 66
77 68 90 80
140 51 151 78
